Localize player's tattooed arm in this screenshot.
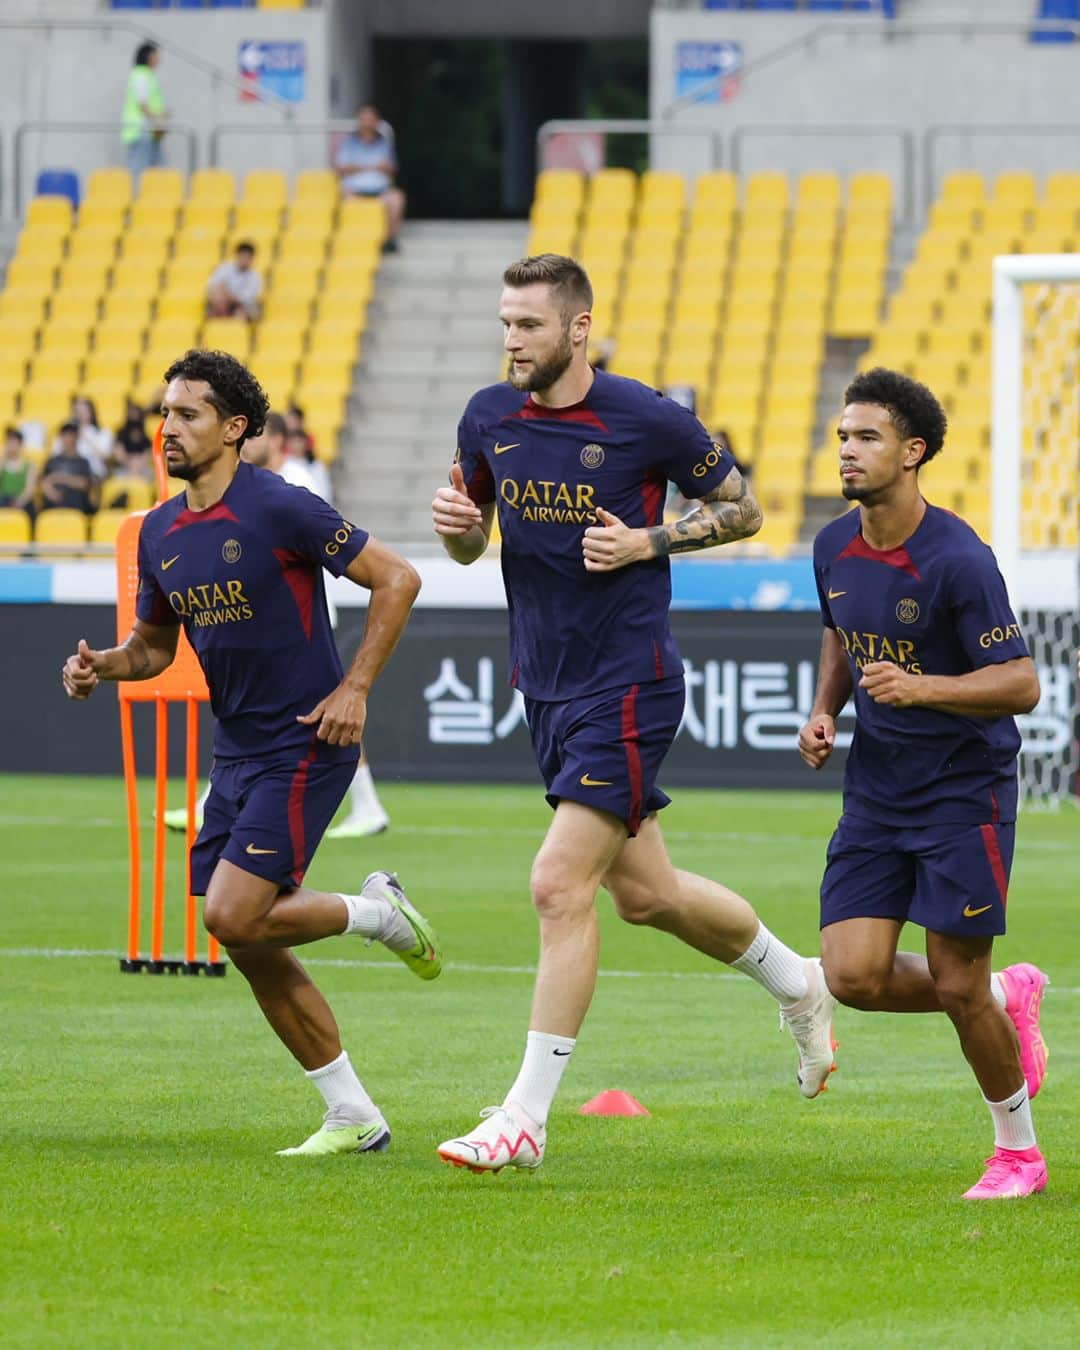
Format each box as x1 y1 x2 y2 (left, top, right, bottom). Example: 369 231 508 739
62 620 179 698
646 468 763 557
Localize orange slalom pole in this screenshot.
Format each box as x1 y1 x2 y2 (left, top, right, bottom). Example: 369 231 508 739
184 698 198 966
152 420 168 504
120 699 142 965
151 697 168 965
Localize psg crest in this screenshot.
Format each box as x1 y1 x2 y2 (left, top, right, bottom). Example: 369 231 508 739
222 539 242 564
896 598 919 624
580 443 605 469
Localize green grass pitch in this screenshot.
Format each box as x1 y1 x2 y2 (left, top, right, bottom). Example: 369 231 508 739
1 774 1077 1348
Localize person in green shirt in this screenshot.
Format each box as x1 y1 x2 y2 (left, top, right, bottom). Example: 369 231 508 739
0 427 38 517
122 42 168 183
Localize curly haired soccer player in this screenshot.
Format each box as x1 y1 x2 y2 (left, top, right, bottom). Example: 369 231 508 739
799 367 1049 1200
432 254 838 1174
62 349 441 1157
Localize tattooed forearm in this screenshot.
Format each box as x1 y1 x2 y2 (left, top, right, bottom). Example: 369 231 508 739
646 474 763 557
122 632 153 679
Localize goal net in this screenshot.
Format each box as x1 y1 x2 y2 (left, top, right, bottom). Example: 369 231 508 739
992 254 1079 807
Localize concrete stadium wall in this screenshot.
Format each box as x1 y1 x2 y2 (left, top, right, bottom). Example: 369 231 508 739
0 8 330 221
649 12 1080 218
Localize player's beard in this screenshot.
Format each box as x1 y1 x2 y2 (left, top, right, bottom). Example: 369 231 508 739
506 327 573 393
166 457 198 481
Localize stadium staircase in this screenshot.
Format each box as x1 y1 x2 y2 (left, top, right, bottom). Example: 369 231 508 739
335 219 528 551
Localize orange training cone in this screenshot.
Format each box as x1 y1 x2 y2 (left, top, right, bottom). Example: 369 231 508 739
579 1090 650 1117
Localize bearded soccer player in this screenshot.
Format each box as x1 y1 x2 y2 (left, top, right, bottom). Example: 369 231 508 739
799 367 1049 1200
62 350 441 1157
431 254 838 1174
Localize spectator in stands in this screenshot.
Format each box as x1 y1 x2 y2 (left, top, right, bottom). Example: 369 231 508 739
71 397 113 478
39 422 96 515
206 241 263 320
240 411 289 473
285 403 315 456
335 104 406 253
0 427 38 517
285 426 333 502
122 42 168 184
112 400 154 479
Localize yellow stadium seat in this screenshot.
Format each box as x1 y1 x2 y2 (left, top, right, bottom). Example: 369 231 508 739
84 168 132 208
253 319 306 359
137 167 185 207
264 294 315 326
980 202 1029 235
308 316 364 350
100 477 153 511
31 350 82 384
294 168 338 204
172 233 225 270
109 261 163 296
67 234 120 270
0 291 48 329
118 234 172 268
55 260 110 298
588 167 637 209
88 508 127 547
661 350 713 391
6 256 57 293
535 169 585 205
201 319 252 360
928 200 978 233
829 290 882 339
640 170 686 210
797 172 841 209
84 352 137 387
156 293 205 323
286 201 336 238
0 353 28 387
338 195 387 233
93 315 147 350
0 507 32 546
993 171 1036 205
848 172 893 210
242 170 289 210
1045 171 1080 205
253 361 298 409
940 171 986 204
75 203 126 236
162 258 213 297
269 258 322 294
924 328 979 361
298 352 354 386
0 309 42 351
27 195 74 230
189 168 236 205
278 227 330 261
181 201 231 234
14 228 68 267
147 315 200 350
34 508 89 548
745 172 789 212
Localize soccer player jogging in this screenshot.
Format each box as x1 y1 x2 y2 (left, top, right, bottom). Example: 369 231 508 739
431 254 837 1174
799 368 1049 1200
62 350 442 1157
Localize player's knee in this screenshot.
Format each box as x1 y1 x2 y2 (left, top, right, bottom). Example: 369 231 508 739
823 960 888 1009
609 880 667 926
933 970 987 1021
202 899 259 948
530 858 588 921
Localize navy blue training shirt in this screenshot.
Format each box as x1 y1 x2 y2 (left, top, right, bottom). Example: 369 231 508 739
813 503 1029 825
135 460 368 763
457 370 737 701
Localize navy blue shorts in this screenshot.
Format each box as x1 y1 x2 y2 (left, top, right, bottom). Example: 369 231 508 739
525 676 684 836
191 751 356 895
820 813 1014 938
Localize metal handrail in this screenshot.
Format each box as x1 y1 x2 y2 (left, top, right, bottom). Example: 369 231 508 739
14 122 198 215
537 118 724 170
730 124 915 224
924 125 1080 212
0 18 296 119
661 21 1080 117
209 119 359 167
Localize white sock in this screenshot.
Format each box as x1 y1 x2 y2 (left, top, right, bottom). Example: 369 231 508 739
990 972 1006 1008
348 761 386 820
730 923 809 1006
339 892 416 951
305 1050 381 1125
985 1083 1037 1151
504 1030 575 1127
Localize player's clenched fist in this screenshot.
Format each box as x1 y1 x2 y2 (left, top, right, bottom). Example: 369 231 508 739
62 638 106 700
582 507 649 572
798 713 836 770
859 660 921 707
432 463 483 536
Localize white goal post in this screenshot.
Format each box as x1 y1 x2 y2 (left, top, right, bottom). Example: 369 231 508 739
992 253 1079 806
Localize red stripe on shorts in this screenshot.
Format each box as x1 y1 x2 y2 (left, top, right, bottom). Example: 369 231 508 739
989 788 1000 824
620 684 643 834
980 823 1008 907
288 745 319 885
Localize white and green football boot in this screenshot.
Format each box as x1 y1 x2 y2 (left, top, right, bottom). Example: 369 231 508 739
276 1115 390 1157
361 870 442 981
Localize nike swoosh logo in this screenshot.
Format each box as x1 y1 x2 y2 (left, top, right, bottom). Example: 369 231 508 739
579 774 613 787
493 442 520 455
1008 1097 1027 1112
552 1048 572 1056
245 844 278 856
963 903 992 918
827 588 846 600
757 937 771 965
161 555 181 570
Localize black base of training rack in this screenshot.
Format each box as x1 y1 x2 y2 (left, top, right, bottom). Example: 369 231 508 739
120 958 227 977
